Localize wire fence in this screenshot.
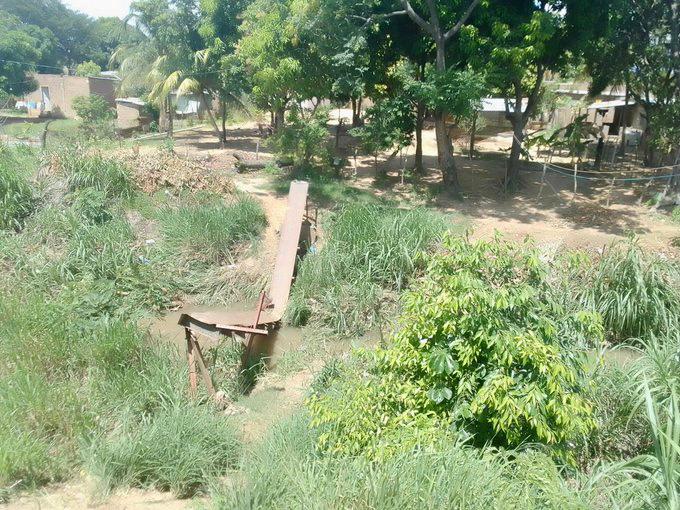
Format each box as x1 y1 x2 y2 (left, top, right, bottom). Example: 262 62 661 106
534 159 680 208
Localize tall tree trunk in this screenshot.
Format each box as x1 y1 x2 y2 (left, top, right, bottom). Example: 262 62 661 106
506 112 524 188
619 76 629 156
199 90 222 146
274 106 285 132
434 40 459 191
414 102 425 173
221 99 227 144
166 96 174 139
414 59 426 174
352 97 362 127
468 112 477 159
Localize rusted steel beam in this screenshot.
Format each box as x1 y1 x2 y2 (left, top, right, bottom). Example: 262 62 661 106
186 329 198 397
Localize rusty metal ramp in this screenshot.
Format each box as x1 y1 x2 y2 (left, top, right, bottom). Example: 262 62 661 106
180 179 312 331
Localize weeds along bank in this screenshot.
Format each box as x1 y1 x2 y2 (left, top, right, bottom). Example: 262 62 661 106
0 142 266 500
218 231 680 508
2 140 680 508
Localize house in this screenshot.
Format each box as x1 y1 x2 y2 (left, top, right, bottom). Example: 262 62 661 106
116 97 151 134
22 74 119 119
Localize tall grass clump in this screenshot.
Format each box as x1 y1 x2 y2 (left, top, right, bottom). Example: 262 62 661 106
86 404 240 498
588 385 680 509
57 147 134 199
0 145 36 230
160 193 267 264
287 204 447 334
212 414 588 510
578 239 680 342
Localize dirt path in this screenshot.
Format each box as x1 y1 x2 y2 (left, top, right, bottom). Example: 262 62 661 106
3 485 201 510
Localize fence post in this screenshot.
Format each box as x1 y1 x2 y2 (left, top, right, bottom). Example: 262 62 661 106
571 164 578 203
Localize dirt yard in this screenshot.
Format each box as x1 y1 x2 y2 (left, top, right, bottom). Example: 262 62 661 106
167 122 679 257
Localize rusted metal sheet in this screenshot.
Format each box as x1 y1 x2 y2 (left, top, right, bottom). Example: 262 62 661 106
268 180 309 317
179 180 315 397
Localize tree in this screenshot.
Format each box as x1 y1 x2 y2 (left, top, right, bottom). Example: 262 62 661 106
0 12 46 96
114 0 213 138
75 61 102 77
0 0 101 68
379 0 482 191
481 0 607 188
237 0 334 131
352 96 415 176
587 0 680 165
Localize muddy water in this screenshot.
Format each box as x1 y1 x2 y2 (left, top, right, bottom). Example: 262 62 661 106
142 302 382 368
141 302 309 365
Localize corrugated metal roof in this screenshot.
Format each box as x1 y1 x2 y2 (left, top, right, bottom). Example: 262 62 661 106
481 98 527 113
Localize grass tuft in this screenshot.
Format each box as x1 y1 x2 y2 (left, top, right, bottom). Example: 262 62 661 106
578 239 680 342
86 404 240 498
287 204 447 334
56 147 134 199
159 193 267 265
0 145 36 230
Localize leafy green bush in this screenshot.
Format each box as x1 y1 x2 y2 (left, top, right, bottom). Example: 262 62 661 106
72 94 115 139
160 193 267 264
0 146 35 230
578 239 680 341
70 188 113 225
59 148 134 199
308 235 602 458
287 204 446 334
351 97 414 175
269 107 330 169
87 404 240 498
74 61 102 77
212 413 589 510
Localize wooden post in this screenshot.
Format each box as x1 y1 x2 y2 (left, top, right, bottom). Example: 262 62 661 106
571 164 578 204
186 329 197 397
192 338 216 397
606 176 616 208
537 162 547 199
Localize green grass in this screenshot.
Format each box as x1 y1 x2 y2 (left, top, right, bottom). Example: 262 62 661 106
211 413 590 510
159 193 267 265
0 144 267 500
287 203 448 334
0 145 37 230
86 404 240 498
270 169 386 206
577 239 680 342
57 147 134 199
671 206 680 224
0 119 80 140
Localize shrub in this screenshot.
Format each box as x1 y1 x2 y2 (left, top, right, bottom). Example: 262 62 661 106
287 204 446 334
72 93 114 122
86 404 240 498
70 188 113 225
211 414 589 510
308 235 601 458
578 239 680 342
351 97 414 175
160 193 267 264
269 107 330 169
0 146 35 230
